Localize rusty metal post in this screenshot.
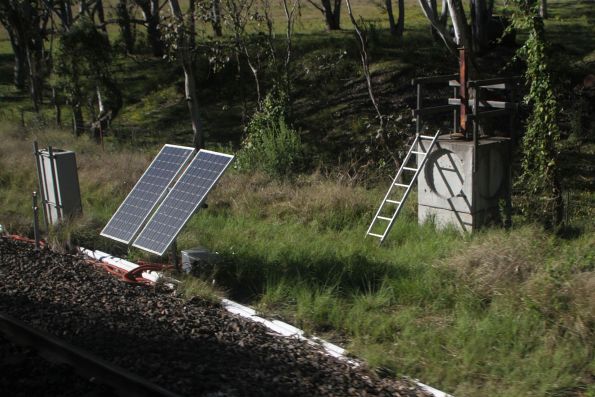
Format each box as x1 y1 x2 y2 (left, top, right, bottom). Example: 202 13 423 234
473 87 480 173
453 85 459 134
458 48 469 137
416 83 422 136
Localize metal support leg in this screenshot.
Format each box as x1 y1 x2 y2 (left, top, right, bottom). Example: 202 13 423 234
170 239 180 273
32 192 41 251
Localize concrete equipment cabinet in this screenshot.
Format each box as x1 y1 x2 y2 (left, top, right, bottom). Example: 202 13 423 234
418 136 511 231
34 142 83 226
413 49 519 232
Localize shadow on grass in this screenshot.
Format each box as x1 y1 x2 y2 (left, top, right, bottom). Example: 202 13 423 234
200 250 413 302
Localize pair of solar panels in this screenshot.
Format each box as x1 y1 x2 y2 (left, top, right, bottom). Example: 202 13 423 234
101 145 234 255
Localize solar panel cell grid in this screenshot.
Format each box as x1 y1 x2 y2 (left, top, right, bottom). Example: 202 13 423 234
132 150 234 255
100 145 194 244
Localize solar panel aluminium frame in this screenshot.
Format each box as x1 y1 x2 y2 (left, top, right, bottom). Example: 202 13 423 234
132 149 234 256
100 144 195 244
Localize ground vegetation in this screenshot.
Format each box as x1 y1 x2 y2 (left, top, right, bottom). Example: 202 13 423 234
0 1 593 396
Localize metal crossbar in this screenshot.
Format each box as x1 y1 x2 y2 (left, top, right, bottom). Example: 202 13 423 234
366 130 441 244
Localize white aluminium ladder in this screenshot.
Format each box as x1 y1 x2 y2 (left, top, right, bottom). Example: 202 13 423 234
366 130 441 243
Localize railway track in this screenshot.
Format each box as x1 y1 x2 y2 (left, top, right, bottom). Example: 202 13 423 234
0 312 181 397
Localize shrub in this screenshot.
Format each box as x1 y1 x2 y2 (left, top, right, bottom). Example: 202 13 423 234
236 93 304 178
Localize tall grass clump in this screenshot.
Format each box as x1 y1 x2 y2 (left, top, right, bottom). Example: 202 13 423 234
0 122 155 252
236 93 304 178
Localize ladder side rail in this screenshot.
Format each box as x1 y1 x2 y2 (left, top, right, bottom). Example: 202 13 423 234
366 135 421 236
379 131 440 243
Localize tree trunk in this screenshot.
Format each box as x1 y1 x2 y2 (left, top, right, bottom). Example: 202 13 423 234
117 0 134 53
281 0 299 106
7 29 27 90
386 0 405 37
429 0 440 40
417 0 457 53
470 0 490 52
52 87 61 126
188 0 196 51
440 0 448 24
540 0 547 19
25 42 43 112
321 0 341 30
396 0 405 37
386 0 396 35
136 0 164 57
0 0 49 110
446 0 470 49
168 0 203 149
95 0 108 34
211 0 222 36
148 0 163 57
184 63 203 149
70 65 85 135
79 0 89 15
72 103 84 136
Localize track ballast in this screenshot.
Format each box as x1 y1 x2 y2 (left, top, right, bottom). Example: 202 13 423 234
0 237 429 397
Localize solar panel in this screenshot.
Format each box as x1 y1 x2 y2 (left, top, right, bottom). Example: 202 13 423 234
132 149 234 255
100 144 194 244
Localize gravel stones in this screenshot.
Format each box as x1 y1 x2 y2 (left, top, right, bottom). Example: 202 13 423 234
0 238 429 397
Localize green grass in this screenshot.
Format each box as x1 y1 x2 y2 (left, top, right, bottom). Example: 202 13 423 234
1 115 593 397
180 206 593 397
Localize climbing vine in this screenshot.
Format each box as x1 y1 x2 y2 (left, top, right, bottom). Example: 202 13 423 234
509 0 563 228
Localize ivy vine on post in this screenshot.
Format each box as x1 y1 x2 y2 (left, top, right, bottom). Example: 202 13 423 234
509 0 563 228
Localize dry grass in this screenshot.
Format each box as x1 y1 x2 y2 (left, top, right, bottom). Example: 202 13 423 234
0 122 153 235
76 147 150 198
447 225 594 345
207 171 377 228
565 272 595 340
526 269 595 343
445 227 552 298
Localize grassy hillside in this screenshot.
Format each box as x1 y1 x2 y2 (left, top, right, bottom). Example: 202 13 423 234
0 1 594 396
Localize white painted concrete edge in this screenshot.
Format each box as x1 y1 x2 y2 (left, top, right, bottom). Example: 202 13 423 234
80 248 453 397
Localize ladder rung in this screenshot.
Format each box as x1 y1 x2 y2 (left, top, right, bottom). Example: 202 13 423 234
386 199 401 204
377 216 393 221
420 135 435 140
394 183 409 188
367 232 384 238
412 151 426 155
403 167 418 172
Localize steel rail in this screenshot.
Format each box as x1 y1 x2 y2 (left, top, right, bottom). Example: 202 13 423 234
0 312 183 397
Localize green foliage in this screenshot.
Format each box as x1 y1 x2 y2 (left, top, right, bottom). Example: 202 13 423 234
509 1 563 228
176 274 223 304
236 93 304 178
53 18 112 100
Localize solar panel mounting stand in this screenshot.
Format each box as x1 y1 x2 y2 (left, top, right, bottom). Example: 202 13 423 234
170 238 181 272
366 130 440 243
